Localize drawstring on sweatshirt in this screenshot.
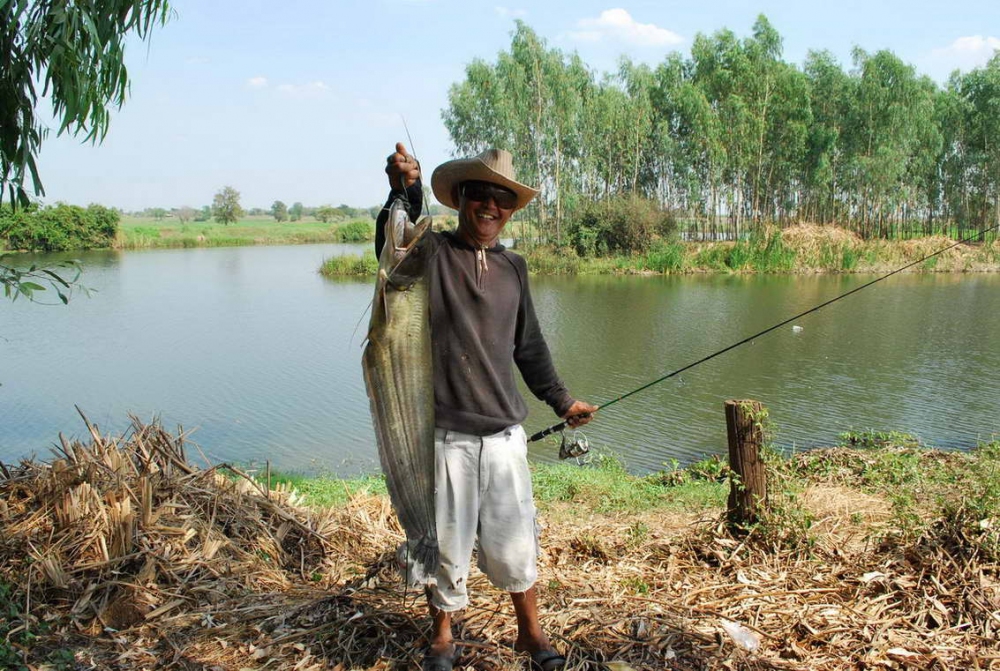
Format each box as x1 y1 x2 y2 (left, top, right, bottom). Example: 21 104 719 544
476 246 489 288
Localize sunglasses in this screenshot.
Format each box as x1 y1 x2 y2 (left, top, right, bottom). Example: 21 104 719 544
461 181 518 209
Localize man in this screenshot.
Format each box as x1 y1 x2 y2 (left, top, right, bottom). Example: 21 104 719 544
378 142 596 671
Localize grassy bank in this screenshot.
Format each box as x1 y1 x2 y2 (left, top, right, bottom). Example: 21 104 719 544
117 216 375 249
322 224 1000 276
1 422 997 670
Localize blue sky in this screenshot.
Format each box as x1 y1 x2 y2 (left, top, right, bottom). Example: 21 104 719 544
34 0 1000 212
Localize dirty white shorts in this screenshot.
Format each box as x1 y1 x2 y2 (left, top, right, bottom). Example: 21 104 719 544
427 424 539 612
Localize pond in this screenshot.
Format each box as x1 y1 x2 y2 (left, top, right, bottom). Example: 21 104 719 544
2 244 998 475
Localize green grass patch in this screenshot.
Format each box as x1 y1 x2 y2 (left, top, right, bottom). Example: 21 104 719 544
639 242 687 272
260 453 727 516
531 453 727 513
725 232 797 272
319 251 378 276
258 471 388 508
117 215 373 249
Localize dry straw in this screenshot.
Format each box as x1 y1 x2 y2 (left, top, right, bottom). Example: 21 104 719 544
1 417 998 669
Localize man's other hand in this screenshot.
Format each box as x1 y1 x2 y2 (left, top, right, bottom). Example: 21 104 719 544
385 141 421 190
563 400 597 428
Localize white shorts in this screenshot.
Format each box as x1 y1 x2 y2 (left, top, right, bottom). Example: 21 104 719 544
428 424 539 612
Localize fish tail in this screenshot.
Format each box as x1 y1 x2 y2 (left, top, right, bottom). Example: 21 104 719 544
396 535 439 587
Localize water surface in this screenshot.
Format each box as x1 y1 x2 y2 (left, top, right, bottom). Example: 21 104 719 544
2 245 997 474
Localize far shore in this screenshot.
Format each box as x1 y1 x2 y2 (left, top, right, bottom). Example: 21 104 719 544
114 215 375 249
321 223 1000 277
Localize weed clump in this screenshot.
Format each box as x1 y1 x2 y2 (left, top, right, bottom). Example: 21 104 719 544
319 251 378 276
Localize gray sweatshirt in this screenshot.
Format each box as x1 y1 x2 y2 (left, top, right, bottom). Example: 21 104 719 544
375 183 574 435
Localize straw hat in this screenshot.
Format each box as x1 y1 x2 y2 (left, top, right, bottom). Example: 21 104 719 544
431 148 539 211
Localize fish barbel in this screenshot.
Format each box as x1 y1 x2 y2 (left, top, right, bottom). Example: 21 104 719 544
362 197 440 582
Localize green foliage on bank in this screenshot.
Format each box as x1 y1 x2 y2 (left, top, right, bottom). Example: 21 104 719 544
567 195 677 257
319 250 378 276
0 203 119 252
320 230 1000 277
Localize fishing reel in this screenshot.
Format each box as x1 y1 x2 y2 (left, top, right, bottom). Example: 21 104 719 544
559 430 591 463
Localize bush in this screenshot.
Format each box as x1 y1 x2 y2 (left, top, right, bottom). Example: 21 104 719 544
567 195 677 257
0 203 120 251
334 219 375 243
319 251 378 276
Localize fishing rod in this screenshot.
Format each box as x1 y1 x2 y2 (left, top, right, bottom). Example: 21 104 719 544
528 224 1000 443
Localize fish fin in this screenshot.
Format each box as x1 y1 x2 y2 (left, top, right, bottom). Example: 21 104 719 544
351 299 374 349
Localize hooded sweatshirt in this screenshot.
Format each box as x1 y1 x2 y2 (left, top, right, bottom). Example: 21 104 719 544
375 182 574 435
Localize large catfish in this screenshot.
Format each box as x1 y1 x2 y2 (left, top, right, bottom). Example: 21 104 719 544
362 197 440 583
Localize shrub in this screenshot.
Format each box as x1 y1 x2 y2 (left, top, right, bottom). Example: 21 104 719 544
567 195 677 257
1 203 120 251
319 252 378 276
334 219 375 243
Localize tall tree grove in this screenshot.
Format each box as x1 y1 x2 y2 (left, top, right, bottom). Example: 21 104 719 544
443 17 1000 243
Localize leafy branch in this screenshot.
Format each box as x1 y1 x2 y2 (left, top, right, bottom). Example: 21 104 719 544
0 256 89 304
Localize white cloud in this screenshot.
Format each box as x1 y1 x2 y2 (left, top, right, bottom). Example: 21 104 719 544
247 76 268 88
275 81 331 97
570 8 682 48
495 6 527 18
929 35 1000 74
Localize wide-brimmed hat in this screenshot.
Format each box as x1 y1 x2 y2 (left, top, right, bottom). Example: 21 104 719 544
431 148 539 211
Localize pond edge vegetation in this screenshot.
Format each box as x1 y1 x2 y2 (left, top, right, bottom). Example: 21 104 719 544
321 222 1000 277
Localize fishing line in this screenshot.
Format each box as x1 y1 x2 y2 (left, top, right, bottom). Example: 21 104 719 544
528 224 1000 443
399 114 431 220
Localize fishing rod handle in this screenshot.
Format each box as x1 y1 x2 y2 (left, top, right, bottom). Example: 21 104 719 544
528 421 567 443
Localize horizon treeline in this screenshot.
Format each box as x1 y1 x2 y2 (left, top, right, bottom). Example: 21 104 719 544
444 16 1000 242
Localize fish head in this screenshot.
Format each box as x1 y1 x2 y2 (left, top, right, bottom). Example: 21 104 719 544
386 198 410 259
388 216 437 288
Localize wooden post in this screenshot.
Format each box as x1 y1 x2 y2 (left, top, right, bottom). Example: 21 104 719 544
725 399 768 529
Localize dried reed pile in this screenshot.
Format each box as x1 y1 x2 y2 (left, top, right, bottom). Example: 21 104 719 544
1 420 998 670
781 223 1000 272
780 224 862 252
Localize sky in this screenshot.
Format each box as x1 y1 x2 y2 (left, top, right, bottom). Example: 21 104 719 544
33 0 1000 212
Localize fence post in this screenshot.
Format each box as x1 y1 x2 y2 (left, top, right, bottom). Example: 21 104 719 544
725 399 768 529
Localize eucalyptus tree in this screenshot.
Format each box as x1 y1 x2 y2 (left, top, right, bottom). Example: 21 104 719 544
951 54 1000 232
841 49 941 237
444 21 592 242
443 59 513 155
616 60 658 197
647 54 687 211
495 22 561 237
802 51 854 224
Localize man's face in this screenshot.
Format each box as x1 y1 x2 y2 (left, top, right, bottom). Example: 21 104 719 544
456 180 516 247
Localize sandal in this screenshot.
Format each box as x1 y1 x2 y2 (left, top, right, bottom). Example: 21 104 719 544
422 644 463 671
529 649 567 671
